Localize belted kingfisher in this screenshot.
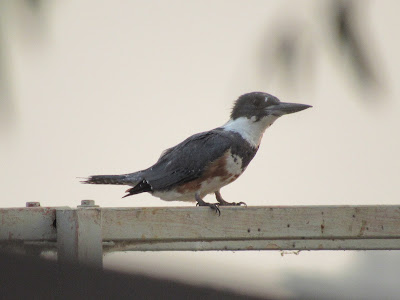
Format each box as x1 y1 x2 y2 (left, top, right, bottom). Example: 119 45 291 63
82 92 311 215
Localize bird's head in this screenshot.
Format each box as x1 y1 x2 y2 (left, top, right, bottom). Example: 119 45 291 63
223 92 312 147
231 92 312 122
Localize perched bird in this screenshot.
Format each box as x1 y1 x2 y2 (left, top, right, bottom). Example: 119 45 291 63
82 92 311 215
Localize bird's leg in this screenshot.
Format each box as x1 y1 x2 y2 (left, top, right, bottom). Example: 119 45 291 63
195 193 220 216
215 190 247 206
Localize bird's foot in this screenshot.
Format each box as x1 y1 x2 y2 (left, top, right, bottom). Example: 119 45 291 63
195 194 221 216
215 190 247 206
218 200 247 207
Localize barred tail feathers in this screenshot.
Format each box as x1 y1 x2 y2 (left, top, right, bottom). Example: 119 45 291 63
81 171 151 198
81 172 142 186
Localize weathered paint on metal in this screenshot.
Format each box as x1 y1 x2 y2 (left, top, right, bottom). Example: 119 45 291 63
56 208 102 267
102 238 400 252
0 207 56 241
1 205 400 265
101 206 400 240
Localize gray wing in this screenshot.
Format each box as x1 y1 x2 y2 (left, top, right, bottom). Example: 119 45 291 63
144 129 232 191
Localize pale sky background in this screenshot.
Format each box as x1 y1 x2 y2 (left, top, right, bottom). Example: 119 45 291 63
1 0 400 299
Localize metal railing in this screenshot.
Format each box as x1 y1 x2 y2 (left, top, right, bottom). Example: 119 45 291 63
1 200 400 268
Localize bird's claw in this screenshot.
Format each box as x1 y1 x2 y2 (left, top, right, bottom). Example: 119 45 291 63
209 203 221 216
196 201 221 216
218 201 247 207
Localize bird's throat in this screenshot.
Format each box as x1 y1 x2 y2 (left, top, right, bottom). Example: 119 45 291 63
222 116 278 148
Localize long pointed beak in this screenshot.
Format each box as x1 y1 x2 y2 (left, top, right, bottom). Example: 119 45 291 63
267 102 312 116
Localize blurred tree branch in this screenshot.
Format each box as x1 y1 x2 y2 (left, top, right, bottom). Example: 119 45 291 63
0 0 48 132
260 0 382 99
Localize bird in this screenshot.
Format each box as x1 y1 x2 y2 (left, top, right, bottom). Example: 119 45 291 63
82 92 311 215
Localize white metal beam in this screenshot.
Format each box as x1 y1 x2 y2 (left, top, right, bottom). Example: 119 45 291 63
0 207 56 241
1 205 400 261
101 205 400 251
103 239 400 252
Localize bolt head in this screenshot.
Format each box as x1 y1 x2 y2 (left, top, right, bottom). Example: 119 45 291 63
81 200 95 206
78 199 99 208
